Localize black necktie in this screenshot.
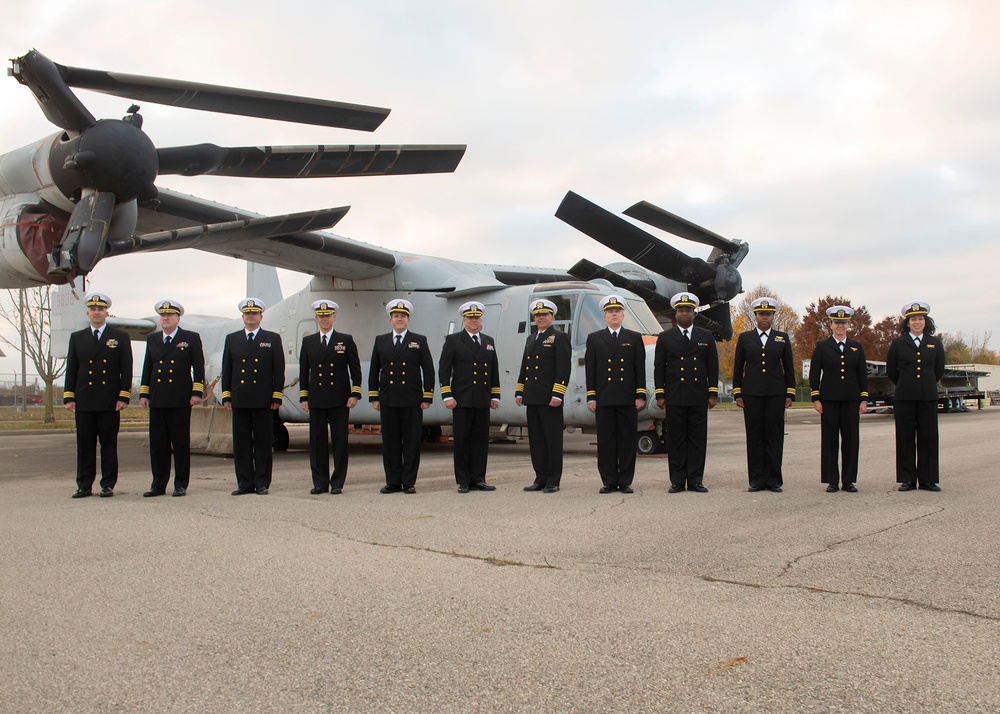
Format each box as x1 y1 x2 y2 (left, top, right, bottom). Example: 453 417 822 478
93 329 100 343
165 335 172 346
247 332 254 343
683 329 690 341
395 334 402 347
321 334 328 347
612 331 619 342
473 334 480 346
914 337 921 347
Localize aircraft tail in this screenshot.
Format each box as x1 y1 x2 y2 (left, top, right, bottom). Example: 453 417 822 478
247 262 283 307
50 279 87 359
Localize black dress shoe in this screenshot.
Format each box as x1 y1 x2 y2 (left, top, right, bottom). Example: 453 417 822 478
256 487 269 495
471 482 496 491
747 485 763 492
523 483 544 492
380 485 402 494
898 482 917 492
231 488 254 496
99 488 114 498
826 484 839 493
330 488 342 495
310 488 326 495
172 488 186 497
71 489 92 499
542 485 560 493
458 485 470 493
842 484 858 493
668 484 685 494
767 485 783 493
599 485 617 494
403 485 416 494
619 485 634 494
689 484 709 493
144 490 166 498
919 483 941 492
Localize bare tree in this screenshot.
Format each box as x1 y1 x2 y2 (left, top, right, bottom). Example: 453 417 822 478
0 288 67 422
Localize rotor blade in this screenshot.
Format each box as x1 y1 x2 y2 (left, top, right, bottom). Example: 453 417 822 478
106 207 350 257
568 259 674 314
623 201 741 253
10 50 96 131
56 64 389 131
556 192 716 284
157 144 467 178
48 189 115 275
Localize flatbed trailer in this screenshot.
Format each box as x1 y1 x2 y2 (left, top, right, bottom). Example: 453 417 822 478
864 362 988 412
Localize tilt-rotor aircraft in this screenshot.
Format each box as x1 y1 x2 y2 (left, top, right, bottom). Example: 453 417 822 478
11 50 750 454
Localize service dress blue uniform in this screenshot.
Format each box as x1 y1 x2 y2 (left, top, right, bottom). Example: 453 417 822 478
654 325 719 489
139 327 205 493
886 332 945 487
299 330 362 492
585 327 646 489
64 325 133 493
439 330 501 488
809 336 868 487
516 326 572 488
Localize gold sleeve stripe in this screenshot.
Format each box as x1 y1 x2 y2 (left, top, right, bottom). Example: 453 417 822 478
708 387 719 394
272 392 284 399
139 386 150 394
118 390 131 399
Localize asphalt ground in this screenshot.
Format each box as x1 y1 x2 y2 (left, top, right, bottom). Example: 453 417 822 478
1 408 998 713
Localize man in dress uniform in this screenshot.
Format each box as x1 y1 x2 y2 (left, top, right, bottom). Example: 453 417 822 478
221 298 285 496
886 301 946 492
653 292 719 493
139 300 205 497
516 299 572 493
368 299 435 494
439 301 501 493
808 305 869 493
585 295 647 494
65 292 133 498
298 299 361 495
732 297 795 492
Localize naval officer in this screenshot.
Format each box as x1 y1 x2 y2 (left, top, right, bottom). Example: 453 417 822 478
64 292 133 499
298 299 361 495
516 299 572 493
732 297 795 492
221 298 285 496
585 295 647 494
808 305 868 493
139 300 205 497
439 300 501 493
368 299 436 494
653 292 719 493
885 301 946 492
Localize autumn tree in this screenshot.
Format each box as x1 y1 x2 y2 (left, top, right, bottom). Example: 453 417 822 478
792 296 876 379
716 306 745 390
868 315 898 362
939 331 999 365
0 287 67 422
734 284 799 334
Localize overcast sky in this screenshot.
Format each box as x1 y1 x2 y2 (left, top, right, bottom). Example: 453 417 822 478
2 0 998 378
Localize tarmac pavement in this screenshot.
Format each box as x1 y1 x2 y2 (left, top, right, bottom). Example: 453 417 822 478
1 408 998 712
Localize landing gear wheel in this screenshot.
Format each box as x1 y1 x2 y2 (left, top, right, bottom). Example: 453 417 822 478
636 432 660 455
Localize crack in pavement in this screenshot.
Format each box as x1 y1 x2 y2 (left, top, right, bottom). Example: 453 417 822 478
778 506 946 576
700 574 999 622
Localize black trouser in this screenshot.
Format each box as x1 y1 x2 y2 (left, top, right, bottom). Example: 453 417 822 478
820 401 860 485
526 404 564 487
665 404 708 487
380 405 422 488
741 394 785 488
452 407 490 486
149 406 192 492
309 406 350 490
893 400 939 485
595 404 638 487
75 409 120 491
232 408 273 491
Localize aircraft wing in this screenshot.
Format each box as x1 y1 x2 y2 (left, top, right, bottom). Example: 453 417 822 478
135 188 398 280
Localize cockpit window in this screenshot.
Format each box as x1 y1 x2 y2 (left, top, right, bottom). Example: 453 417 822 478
577 294 658 346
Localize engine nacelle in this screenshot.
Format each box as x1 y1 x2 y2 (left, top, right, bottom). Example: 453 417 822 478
0 194 71 287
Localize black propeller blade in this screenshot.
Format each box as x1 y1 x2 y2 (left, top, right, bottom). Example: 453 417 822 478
106 207 350 257
556 191 716 285
157 144 468 178
9 49 97 131
623 201 739 253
